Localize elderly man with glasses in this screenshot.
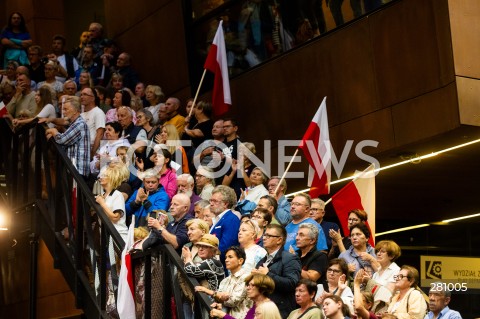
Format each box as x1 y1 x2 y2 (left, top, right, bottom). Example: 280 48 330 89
252 224 301 319
209 185 241 270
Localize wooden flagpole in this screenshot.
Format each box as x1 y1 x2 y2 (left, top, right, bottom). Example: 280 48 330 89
273 148 299 195
188 68 207 118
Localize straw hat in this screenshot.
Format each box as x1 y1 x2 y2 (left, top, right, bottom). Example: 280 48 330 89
195 234 219 250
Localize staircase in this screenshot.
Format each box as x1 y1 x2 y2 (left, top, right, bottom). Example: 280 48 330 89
0 119 212 319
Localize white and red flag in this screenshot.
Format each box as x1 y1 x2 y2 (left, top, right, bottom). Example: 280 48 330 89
204 20 231 117
298 97 331 198
0 102 7 117
331 164 376 245
117 217 136 319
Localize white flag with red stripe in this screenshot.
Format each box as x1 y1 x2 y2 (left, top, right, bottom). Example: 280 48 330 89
204 20 231 117
0 102 7 117
117 217 136 318
331 164 376 245
298 97 331 198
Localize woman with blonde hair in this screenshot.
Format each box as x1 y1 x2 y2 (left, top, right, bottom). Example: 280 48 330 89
77 70 94 93
155 123 189 174
386 265 427 319
182 218 211 264
145 84 164 124
255 301 282 319
236 167 269 215
237 219 266 271
95 165 128 241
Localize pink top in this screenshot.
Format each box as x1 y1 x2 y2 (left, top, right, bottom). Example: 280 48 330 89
105 108 137 124
159 168 177 199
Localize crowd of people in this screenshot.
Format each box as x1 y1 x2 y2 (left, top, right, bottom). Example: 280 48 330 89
1 12 464 319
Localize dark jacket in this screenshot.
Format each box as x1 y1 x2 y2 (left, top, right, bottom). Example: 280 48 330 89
256 250 301 318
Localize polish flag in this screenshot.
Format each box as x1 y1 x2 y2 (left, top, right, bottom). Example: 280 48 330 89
298 97 331 198
117 217 136 319
0 102 7 117
331 164 376 245
204 20 231 117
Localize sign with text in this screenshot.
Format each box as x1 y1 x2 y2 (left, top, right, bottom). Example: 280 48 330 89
421 255 480 292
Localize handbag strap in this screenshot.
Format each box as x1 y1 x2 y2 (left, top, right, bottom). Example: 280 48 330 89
296 306 319 319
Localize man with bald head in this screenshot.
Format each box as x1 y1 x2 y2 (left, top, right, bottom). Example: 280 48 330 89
176 174 201 217
117 106 147 145
163 97 185 134
144 193 192 253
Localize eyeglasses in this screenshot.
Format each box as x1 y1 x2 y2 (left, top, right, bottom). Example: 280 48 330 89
394 274 410 281
326 268 342 274
263 233 281 239
291 202 307 207
209 198 224 204
310 208 322 212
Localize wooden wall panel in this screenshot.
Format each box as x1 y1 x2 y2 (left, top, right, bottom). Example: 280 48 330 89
449 0 480 79
456 77 480 126
104 0 171 37
104 0 190 97
391 82 459 146
370 0 455 107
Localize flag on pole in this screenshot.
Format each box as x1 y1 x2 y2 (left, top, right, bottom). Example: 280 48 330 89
204 20 231 117
0 102 7 117
298 97 331 198
117 217 136 319
331 164 376 245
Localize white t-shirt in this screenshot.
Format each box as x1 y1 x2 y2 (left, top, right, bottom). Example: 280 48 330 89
243 244 267 272
145 103 164 125
36 103 57 128
104 189 128 242
81 106 106 144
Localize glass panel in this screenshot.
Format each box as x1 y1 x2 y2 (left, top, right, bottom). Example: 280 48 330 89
189 0 394 78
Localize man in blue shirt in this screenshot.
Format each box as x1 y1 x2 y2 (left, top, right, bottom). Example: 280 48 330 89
425 283 462 319
284 193 327 252
310 198 340 250
267 176 291 225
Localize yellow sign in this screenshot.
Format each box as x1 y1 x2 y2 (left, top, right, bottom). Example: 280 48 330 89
420 255 480 290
